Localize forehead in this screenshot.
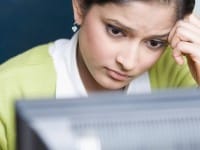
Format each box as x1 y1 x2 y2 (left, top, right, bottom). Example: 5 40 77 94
111 0 174 5
88 1 176 35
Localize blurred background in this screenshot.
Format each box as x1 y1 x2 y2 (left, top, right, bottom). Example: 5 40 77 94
0 0 73 63
194 0 200 15
0 0 199 64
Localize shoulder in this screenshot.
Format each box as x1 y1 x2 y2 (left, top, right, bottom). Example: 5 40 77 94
0 43 55 84
0 43 52 71
0 43 57 98
149 47 196 89
0 38 71 72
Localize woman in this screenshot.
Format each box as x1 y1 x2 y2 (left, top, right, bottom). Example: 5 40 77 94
0 0 199 149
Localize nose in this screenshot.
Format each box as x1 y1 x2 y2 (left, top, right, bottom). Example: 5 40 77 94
116 42 140 71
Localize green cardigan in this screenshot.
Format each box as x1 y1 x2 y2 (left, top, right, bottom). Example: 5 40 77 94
0 44 196 150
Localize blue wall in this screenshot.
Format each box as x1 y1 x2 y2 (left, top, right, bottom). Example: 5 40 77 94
0 0 73 63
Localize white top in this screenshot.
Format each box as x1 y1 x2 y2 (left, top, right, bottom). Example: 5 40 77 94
49 32 151 98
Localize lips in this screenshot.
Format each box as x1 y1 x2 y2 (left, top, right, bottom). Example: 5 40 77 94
106 68 130 81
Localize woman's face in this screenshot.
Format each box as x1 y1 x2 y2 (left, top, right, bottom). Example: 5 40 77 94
75 1 176 91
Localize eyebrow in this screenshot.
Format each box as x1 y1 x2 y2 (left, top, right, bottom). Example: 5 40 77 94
106 18 170 39
147 33 170 40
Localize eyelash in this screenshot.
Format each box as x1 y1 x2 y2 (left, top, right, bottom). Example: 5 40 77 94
106 24 125 37
146 40 167 50
105 23 167 49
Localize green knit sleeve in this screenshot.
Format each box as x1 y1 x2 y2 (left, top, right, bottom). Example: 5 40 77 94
0 72 22 150
0 43 56 150
0 121 7 150
149 47 197 90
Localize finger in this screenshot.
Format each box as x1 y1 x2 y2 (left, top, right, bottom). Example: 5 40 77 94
168 21 187 48
168 22 178 43
176 41 200 64
170 34 181 49
172 48 185 65
187 55 200 84
185 14 200 28
169 18 200 44
169 21 183 49
175 22 200 44
178 20 200 36
169 23 185 65
176 26 200 45
169 14 200 42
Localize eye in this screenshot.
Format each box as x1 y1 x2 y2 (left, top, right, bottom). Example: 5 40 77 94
146 39 167 50
106 24 125 37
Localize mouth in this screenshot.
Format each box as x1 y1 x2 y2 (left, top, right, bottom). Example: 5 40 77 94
106 67 131 81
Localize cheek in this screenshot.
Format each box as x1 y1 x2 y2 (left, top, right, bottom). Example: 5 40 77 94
140 50 164 69
81 22 115 61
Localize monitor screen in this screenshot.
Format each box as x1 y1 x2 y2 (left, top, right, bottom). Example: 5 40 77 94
16 89 200 150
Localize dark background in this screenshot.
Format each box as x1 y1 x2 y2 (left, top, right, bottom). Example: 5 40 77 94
0 0 73 63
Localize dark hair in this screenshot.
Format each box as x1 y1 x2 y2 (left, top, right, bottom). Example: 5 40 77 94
177 0 195 19
79 0 195 20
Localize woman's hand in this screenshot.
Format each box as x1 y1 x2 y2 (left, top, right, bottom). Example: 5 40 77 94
168 14 200 84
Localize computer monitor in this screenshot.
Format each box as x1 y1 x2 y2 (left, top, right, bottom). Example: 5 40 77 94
16 88 200 150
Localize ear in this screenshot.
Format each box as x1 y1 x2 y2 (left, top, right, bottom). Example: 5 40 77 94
72 0 83 25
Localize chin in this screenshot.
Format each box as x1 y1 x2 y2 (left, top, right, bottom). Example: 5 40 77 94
99 79 127 90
